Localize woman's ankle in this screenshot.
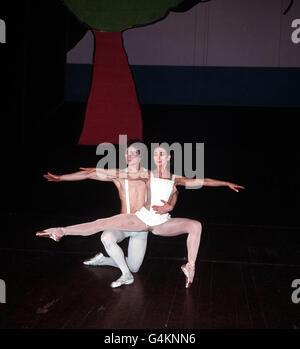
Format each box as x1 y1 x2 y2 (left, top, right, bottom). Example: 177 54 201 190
187 262 195 269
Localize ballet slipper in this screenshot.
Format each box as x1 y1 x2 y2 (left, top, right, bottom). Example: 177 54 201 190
36 229 63 242
83 252 105 266
110 273 134 288
181 263 195 288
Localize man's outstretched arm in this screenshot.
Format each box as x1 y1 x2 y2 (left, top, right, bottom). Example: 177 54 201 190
43 170 114 182
79 167 150 182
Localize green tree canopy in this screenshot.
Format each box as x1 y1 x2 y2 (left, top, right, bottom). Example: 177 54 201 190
63 0 183 31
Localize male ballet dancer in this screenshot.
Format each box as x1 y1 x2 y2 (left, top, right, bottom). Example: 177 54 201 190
43 139 178 288
39 144 245 288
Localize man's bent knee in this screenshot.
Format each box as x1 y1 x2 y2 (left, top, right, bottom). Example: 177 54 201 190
129 265 140 273
101 232 116 249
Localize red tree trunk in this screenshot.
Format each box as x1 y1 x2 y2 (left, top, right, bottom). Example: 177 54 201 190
78 30 143 145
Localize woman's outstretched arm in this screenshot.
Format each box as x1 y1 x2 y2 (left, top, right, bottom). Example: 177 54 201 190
175 176 245 192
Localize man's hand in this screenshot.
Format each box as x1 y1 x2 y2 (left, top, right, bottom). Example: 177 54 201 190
43 172 61 182
152 200 173 215
227 182 245 192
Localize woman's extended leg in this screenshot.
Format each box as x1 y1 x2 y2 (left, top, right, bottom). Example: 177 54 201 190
36 214 148 241
151 218 202 287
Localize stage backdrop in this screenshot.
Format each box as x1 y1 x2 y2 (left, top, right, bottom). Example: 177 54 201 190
65 0 300 107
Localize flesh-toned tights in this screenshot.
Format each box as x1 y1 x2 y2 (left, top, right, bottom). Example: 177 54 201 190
44 214 202 266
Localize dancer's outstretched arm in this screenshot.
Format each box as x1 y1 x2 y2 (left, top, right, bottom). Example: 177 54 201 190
43 169 115 183
175 176 245 192
79 167 150 182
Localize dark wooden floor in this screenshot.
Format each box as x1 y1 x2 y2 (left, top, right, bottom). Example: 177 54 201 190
0 212 300 329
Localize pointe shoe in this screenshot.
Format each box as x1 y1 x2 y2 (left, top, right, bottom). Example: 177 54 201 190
181 263 195 288
36 230 63 242
110 274 134 288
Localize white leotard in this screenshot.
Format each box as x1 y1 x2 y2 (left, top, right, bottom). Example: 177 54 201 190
135 172 175 227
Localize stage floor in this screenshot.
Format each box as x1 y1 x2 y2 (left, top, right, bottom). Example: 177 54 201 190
0 212 300 329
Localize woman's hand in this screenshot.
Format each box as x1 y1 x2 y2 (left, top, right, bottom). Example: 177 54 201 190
43 172 61 182
152 200 173 214
227 182 245 192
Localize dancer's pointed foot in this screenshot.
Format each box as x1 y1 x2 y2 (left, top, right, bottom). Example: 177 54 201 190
110 273 134 288
83 252 105 266
36 229 63 242
181 263 195 288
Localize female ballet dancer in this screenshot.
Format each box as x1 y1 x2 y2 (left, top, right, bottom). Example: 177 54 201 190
37 145 245 288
